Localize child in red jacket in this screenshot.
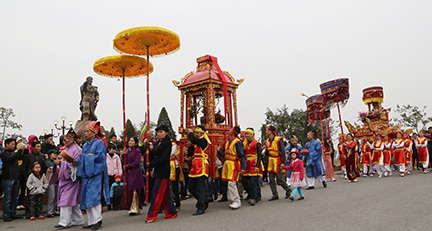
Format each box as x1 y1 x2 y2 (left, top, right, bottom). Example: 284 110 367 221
283 149 306 201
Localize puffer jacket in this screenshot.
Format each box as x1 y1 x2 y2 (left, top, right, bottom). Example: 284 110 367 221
26 172 48 195
106 153 123 176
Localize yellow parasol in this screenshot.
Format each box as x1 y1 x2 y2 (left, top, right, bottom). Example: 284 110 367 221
113 26 180 203
94 55 153 78
113 26 180 57
94 55 153 205
93 55 153 149
113 26 180 128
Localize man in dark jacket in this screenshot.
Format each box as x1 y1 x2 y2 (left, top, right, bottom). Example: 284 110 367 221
41 134 56 154
21 141 47 179
20 141 48 218
1 138 25 221
145 125 177 223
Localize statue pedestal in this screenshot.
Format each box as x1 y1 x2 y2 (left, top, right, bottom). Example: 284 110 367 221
75 120 108 139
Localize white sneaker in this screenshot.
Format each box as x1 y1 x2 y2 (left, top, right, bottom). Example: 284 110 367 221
331 178 336 182
363 174 367 177
384 172 388 177
378 175 382 178
229 202 241 209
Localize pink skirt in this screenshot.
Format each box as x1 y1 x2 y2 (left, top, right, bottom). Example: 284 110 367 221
291 172 306 187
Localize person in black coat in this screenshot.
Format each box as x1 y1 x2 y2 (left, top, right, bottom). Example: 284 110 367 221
41 134 56 155
144 125 177 223
1 138 25 221
20 141 48 219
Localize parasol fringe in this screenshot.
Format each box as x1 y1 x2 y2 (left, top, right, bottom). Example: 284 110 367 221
113 45 180 58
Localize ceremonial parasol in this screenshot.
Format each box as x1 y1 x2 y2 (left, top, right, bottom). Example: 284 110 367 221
306 94 331 139
93 55 153 203
320 78 349 137
113 26 180 203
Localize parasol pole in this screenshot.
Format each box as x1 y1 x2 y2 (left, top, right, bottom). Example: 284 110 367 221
336 102 344 138
122 68 128 204
145 45 150 203
320 118 324 141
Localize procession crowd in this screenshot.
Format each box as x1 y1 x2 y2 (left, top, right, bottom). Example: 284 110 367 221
1 121 431 229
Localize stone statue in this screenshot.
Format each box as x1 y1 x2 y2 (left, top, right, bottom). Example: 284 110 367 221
79 76 99 121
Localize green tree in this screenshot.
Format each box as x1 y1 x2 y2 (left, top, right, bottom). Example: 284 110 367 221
0 107 23 143
394 105 432 133
109 127 116 138
261 105 325 146
156 107 177 140
125 119 138 142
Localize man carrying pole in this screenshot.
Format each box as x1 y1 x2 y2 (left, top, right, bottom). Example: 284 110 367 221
186 126 210 216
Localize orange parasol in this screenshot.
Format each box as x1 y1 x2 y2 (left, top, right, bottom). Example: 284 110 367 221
113 26 180 203
94 55 153 204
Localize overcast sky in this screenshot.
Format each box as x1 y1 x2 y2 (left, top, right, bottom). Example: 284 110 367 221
1 1 431 142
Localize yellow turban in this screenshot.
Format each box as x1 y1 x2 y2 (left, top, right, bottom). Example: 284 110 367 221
195 127 212 144
245 128 255 136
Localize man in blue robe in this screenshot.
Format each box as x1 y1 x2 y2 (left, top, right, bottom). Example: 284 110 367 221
76 121 110 230
305 131 327 190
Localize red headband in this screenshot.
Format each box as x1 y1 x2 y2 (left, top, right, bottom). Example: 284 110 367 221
267 126 277 136
230 129 239 136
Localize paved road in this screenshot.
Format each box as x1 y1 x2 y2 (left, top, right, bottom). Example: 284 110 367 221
2 170 432 231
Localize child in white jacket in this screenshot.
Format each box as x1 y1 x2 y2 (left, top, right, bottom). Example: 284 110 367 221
26 162 48 220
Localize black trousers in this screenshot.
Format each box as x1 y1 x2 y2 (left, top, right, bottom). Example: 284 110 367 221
217 168 227 198
188 176 207 211
412 151 419 168
242 176 259 200
429 146 432 167
113 195 122 210
29 194 43 217
207 177 217 198
262 156 269 182
171 168 181 207
18 175 26 206
181 168 190 198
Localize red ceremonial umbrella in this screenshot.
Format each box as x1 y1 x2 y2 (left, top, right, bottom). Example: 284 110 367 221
320 78 349 137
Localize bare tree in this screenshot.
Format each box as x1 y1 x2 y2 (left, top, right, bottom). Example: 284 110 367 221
0 107 23 142
394 105 432 133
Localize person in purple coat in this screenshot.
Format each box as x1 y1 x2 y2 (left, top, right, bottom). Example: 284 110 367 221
121 137 145 216
55 128 84 229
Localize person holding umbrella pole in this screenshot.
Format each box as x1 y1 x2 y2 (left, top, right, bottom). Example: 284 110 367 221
144 125 177 223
